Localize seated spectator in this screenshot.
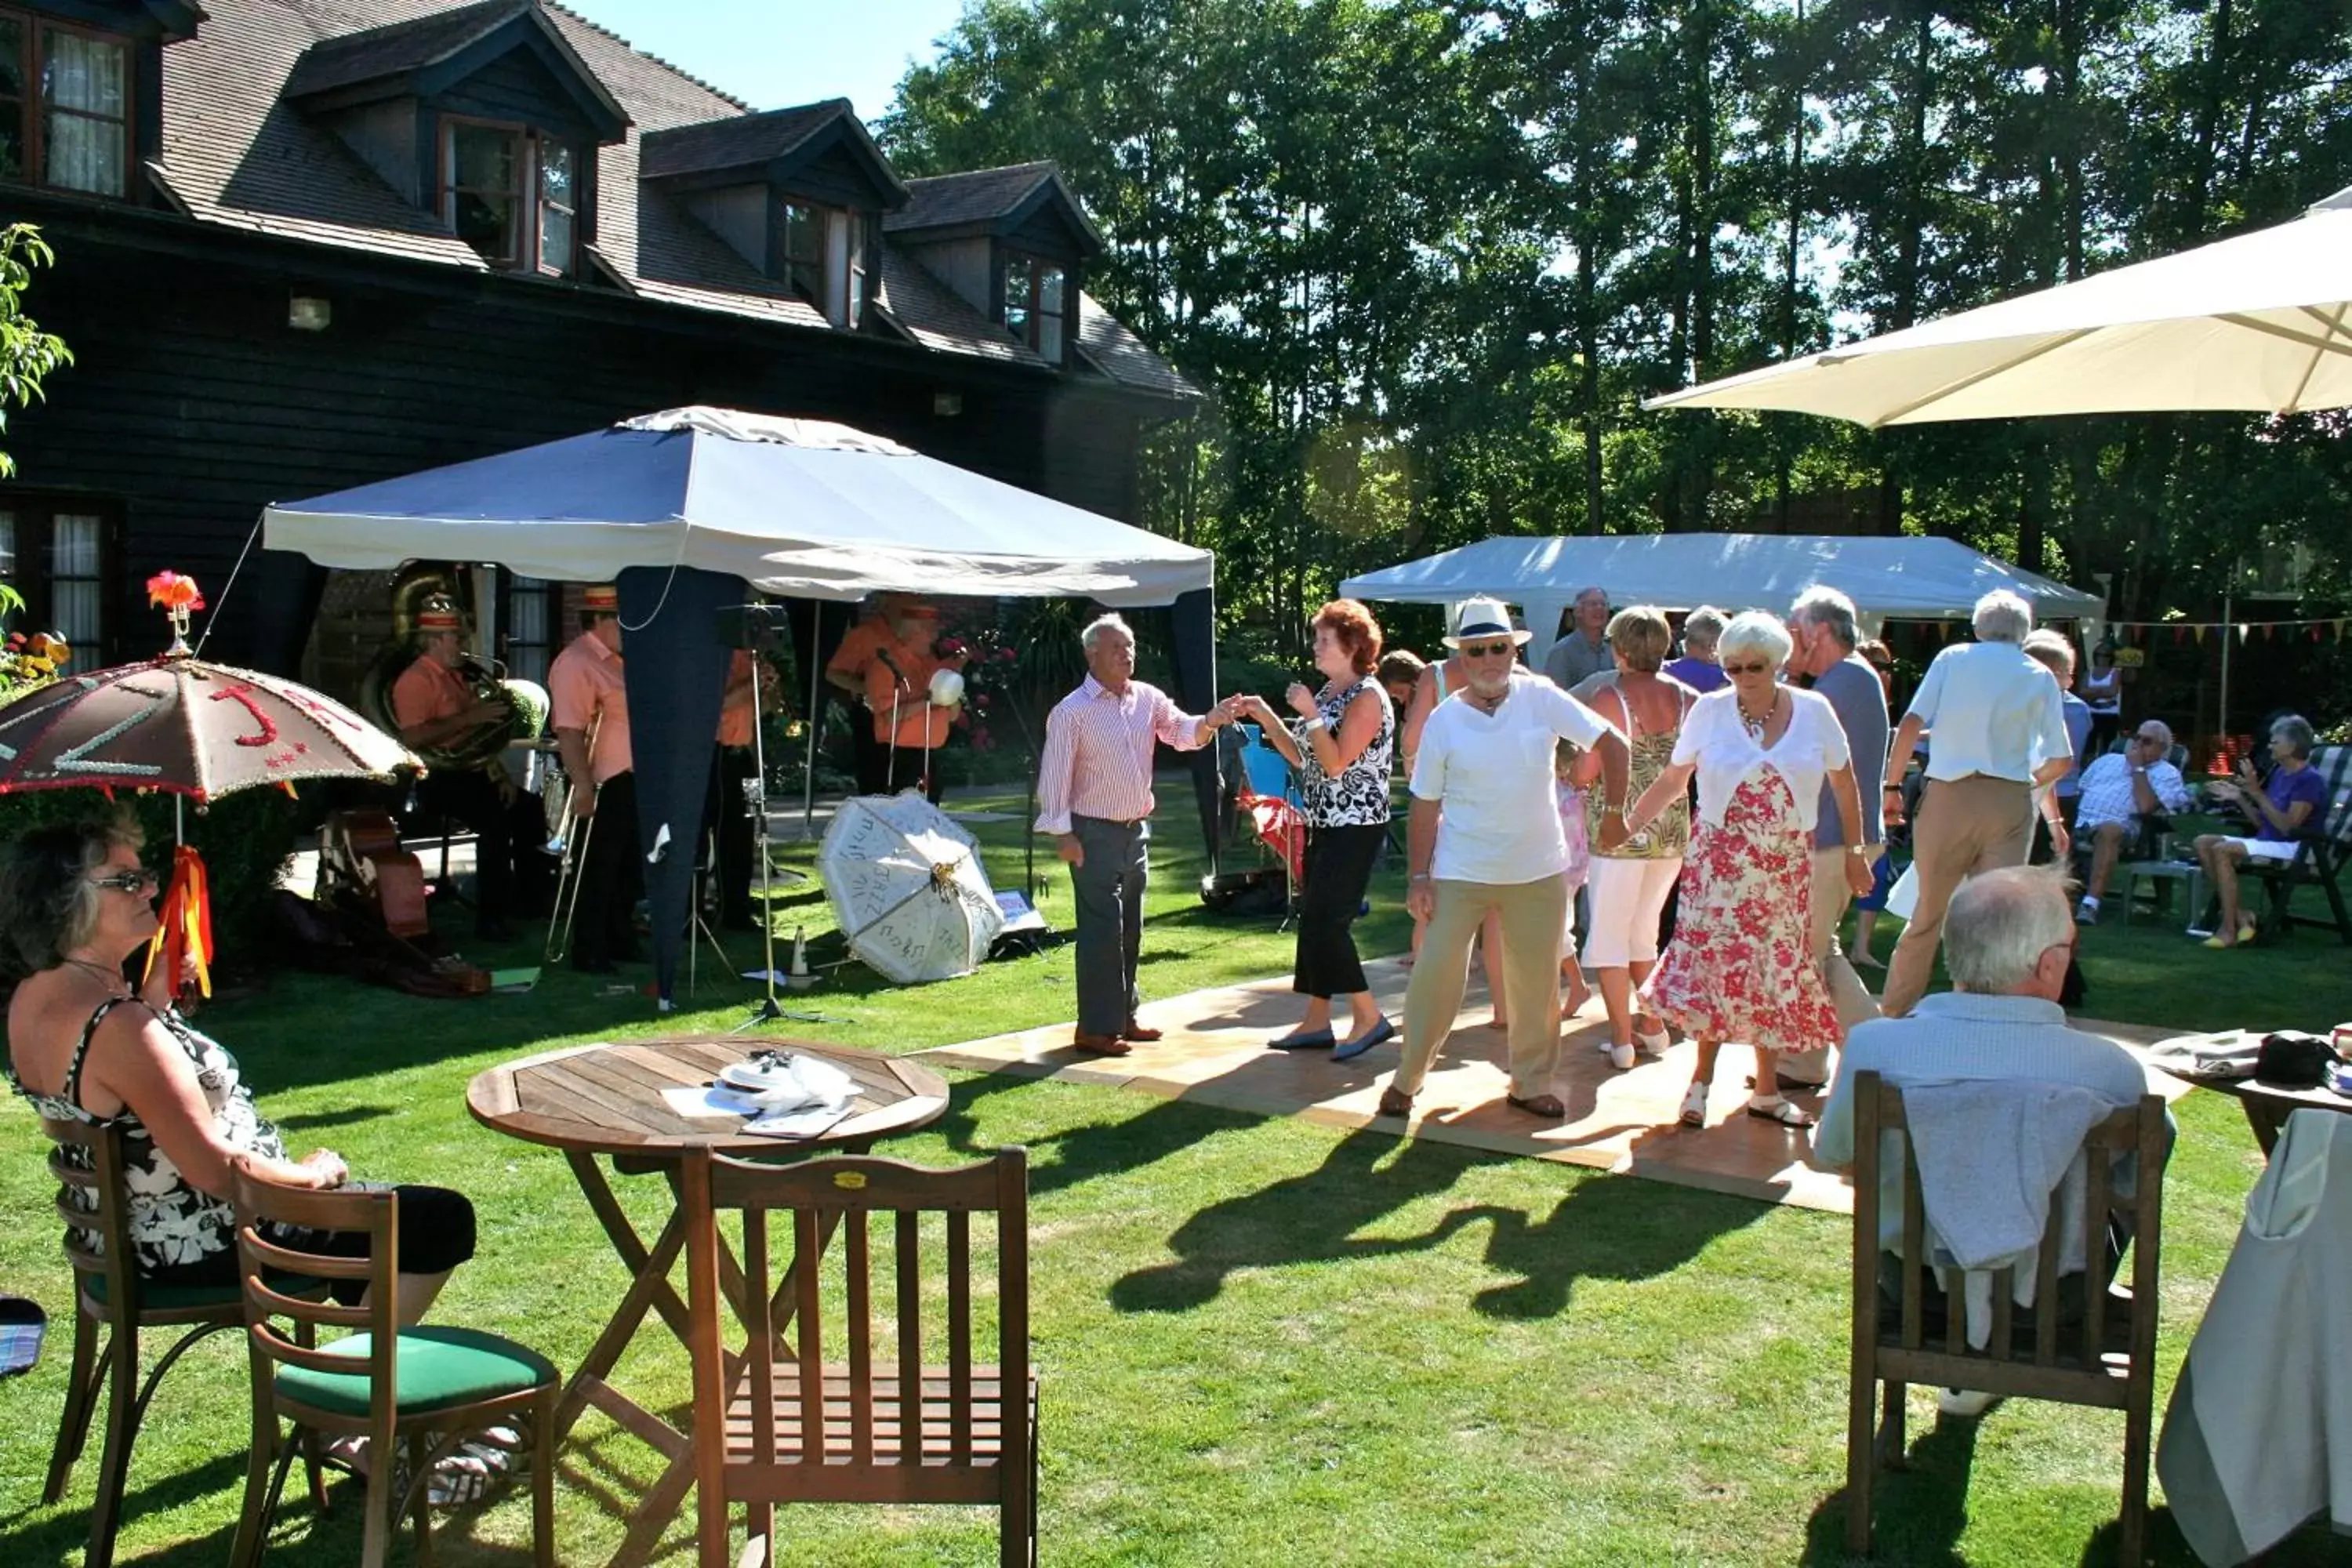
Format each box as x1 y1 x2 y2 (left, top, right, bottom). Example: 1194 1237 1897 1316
1662 605 1730 695
2071 720 2192 923
1814 866 2161 1397
2194 713 2329 948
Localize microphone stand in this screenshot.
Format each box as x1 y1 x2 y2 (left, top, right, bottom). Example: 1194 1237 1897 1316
734 648 785 1031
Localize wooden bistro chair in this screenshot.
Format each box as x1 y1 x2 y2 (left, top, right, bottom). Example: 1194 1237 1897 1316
225 1160 559 1568
682 1146 1036 1568
38 1118 328 1568
1845 1074 2169 1563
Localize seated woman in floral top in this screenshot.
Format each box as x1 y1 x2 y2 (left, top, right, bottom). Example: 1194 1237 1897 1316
5 814 485 1287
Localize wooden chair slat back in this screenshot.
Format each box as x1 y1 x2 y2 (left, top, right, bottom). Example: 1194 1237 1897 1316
683 1148 1030 1499
43 1119 140 1313
227 1159 398 1387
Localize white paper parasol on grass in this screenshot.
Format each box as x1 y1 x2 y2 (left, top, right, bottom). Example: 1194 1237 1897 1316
817 793 1005 984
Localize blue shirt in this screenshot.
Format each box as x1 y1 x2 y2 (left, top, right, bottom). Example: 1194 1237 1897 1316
1663 655 1728 695
2053 692 2093 799
2261 764 2331 844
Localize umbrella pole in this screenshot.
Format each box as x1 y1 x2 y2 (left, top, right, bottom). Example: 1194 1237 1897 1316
2220 586 2233 760
802 619 819 842
738 649 785 1032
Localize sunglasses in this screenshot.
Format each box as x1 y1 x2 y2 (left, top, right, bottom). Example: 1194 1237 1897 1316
1460 641 1517 659
1721 661 1774 677
2133 734 2166 746
88 869 160 895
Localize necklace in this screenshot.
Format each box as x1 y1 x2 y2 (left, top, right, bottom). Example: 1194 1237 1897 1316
1738 693 1777 739
61 956 132 998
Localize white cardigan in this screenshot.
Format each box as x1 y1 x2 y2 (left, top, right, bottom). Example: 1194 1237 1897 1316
1672 685 1852 834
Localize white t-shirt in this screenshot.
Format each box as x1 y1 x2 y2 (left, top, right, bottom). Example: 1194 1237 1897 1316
1411 675 1614 885
1675 686 1852 833
1904 641 2072 784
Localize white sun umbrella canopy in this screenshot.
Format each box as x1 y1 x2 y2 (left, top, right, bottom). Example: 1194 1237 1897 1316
1647 187 2352 426
818 793 1006 985
263 407 1214 605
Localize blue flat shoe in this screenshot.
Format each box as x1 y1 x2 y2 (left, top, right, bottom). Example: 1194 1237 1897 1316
1269 1028 1335 1051
1331 1018 1396 1062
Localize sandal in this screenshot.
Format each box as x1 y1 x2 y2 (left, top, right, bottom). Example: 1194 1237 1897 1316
1376 1086 1414 1119
1744 1094 1816 1128
1678 1083 1708 1128
1505 1092 1566 1118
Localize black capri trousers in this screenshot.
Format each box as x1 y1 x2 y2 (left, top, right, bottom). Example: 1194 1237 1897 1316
148 1183 477 1305
1292 821 1388 1000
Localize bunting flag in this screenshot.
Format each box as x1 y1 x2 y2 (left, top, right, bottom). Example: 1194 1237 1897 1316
142 844 214 1002
2194 626 2207 644
2106 613 2347 637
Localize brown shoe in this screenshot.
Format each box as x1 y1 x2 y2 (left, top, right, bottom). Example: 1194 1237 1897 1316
1505 1092 1567 1118
1120 1020 1164 1043
1072 1032 1132 1057
1376 1087 1414 1118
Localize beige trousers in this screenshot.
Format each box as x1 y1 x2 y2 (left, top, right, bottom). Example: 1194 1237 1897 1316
1397 873 1569 1099
1779 848 1886 1081
1881 775 2035 1017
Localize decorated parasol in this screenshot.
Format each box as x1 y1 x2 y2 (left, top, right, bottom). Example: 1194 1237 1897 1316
0 572 422 996
815 793 1005 985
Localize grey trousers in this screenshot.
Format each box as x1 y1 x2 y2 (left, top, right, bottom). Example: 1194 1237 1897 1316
1069 815 1149 1035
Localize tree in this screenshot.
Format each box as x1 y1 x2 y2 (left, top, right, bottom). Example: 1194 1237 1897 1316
0 223 71 482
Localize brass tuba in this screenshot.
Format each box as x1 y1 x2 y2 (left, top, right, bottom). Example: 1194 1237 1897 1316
358 565 543 772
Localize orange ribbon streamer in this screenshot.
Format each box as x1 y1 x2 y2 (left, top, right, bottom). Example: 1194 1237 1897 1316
142 844 214 1002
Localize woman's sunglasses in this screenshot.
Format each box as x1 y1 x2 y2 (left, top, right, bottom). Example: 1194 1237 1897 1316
88 869 161 895
1721 661 1774 677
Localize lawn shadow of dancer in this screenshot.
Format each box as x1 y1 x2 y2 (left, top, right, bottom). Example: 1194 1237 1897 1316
1464 1170 1775 1320
1109 1130 1520 1313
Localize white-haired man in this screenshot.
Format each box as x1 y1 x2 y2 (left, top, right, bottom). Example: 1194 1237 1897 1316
1543 586 1613 691
1664 605 1730 694
1814 865 2162 1412
1879 590 2074 1017
2072 720 2193 923
1035 614 1239 1056
1784 586 1886 1061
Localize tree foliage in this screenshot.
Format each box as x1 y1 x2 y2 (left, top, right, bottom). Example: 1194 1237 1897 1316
0 223 71 485
881 0 2352 657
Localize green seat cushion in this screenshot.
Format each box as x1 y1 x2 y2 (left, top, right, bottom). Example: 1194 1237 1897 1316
274 1325 557 1418
83 1270 318 1312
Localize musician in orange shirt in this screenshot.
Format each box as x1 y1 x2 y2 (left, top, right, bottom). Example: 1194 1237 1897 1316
548 586 637 973
825 593 965 803
388 599 519 942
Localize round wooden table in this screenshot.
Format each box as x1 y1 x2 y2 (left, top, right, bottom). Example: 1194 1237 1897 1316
2147 1029 2352 1156
468 1035 949 1568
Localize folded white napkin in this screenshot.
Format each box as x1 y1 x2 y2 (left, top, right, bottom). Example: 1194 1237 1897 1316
725 1053 857 1137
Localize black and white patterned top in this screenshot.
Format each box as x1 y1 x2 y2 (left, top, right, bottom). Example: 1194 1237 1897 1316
12 999 292 1274
1298 678 1395 828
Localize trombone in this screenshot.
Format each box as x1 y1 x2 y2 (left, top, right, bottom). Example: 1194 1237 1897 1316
543 709 602 966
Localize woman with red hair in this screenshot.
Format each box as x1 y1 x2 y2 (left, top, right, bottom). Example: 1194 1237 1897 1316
1230 600 1397 1055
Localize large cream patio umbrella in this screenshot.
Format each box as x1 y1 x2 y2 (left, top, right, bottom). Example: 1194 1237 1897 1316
1646 186 2352 426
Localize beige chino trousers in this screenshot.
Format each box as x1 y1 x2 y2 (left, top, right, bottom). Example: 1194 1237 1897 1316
1881 775 2034 1018
1396 873 1570 1100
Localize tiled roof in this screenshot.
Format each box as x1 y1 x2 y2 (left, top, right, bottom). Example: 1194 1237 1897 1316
887 162 1056 233
152 0 1192 399
639 99 842 180
282 0 525 99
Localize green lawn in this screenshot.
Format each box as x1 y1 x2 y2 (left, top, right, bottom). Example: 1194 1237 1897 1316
4 790 2350 1565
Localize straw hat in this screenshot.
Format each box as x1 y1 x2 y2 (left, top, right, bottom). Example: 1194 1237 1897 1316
583 584 619 615
1441 597 1531 649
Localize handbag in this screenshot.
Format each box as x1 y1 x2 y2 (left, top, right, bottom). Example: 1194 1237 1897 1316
2254 1031 2336 1089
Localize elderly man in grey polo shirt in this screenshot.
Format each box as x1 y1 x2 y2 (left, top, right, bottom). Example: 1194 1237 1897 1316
1880 590 2074 1018
1543 586 1613 691
1780 586 1886 1085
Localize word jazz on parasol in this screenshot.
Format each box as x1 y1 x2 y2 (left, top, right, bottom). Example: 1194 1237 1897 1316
0 572 420 803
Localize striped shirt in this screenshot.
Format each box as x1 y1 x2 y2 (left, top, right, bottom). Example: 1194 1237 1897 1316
1033 675 1210 833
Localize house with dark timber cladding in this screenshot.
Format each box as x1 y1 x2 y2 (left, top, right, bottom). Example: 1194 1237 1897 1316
0 0 1199 685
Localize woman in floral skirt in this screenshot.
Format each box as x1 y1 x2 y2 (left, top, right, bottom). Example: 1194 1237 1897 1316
1610 612 1875 1129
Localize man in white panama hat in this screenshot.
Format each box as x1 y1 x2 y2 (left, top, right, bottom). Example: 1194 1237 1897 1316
1371 598 1621 1121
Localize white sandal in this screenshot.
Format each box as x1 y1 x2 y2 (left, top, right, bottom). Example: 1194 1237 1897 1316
1678 1083 1708 1127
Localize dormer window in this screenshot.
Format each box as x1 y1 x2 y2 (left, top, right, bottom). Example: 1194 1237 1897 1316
440 118 577 275
771 196 873 328
0 9 130 198
1005 254 1066 362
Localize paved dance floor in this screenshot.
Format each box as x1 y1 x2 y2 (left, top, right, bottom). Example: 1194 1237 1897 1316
918 958 2188 1214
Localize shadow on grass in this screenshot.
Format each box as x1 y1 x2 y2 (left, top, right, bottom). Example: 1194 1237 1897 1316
1110 1130 1513 1312
1799 1410 1980 1567
935 1073 1266 1200
1461 1172 1773 1320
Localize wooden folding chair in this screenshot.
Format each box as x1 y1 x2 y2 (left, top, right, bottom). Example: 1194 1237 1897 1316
682 1146 1036 1568
37 1118 326 1568
1845 1073 2169 1563
225 1161 559 1568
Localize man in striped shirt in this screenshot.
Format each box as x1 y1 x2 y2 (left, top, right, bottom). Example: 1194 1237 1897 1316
1036 614 1238 1055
